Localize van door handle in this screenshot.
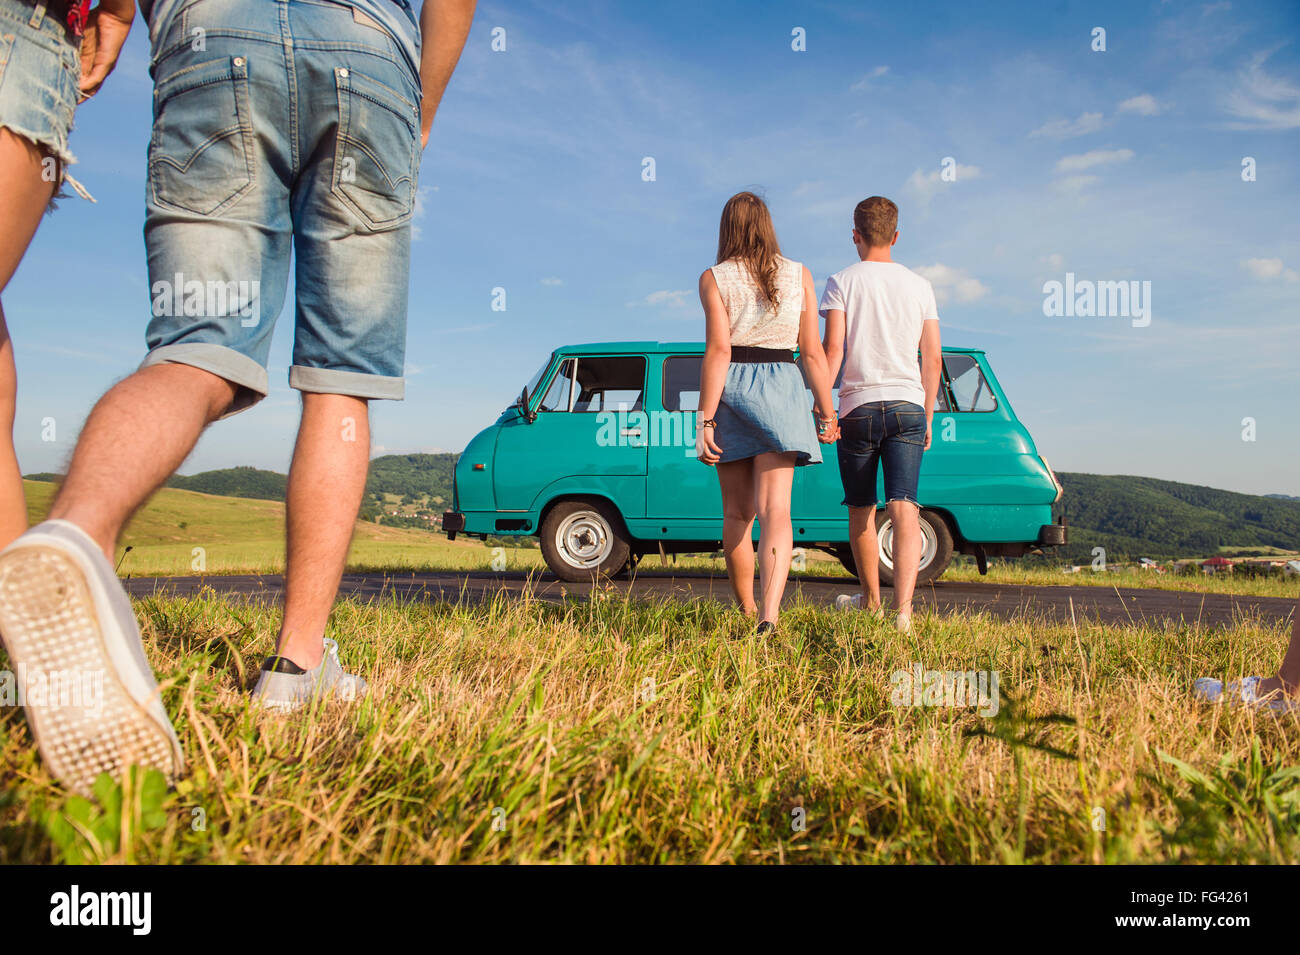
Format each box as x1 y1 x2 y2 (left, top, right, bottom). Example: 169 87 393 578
620 428 642 437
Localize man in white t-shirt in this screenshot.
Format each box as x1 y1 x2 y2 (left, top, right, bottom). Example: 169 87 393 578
819 196 942 632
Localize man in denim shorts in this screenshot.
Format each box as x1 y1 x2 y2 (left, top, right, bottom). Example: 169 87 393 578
0 0 476 795
820 196 943 633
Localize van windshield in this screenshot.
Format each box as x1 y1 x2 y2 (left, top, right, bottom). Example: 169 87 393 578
519 357 553 409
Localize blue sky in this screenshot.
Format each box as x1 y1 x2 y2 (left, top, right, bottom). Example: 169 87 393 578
7 0 1299 493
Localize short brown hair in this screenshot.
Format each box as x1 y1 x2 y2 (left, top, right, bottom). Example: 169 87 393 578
853 196 898 247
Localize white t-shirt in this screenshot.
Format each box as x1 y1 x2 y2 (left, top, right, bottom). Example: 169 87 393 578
818 261 939 415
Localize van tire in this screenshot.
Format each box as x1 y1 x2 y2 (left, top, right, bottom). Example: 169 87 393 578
834 509 954 587
540 500 632 582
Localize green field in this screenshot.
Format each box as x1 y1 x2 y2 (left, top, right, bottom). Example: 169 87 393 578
1 591 1297 863
19 480 1298 598
3 480 1298 863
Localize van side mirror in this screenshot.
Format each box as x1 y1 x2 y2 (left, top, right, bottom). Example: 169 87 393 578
518 388 537 423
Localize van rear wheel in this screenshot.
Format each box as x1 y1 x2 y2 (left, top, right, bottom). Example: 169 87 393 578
834 509 954 587
540 501 631 582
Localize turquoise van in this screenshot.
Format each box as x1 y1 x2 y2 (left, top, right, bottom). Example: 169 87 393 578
442 342 1066 583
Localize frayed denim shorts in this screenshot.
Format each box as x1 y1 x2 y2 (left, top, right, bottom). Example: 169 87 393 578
0 0 85 201
140 0 422 415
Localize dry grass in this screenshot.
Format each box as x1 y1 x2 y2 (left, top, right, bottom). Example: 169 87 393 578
2 589 1297 863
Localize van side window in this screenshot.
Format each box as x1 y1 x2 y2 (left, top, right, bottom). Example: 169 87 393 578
557 356 646 413
944 354 997 412
538 359 576 412
663 356 702 412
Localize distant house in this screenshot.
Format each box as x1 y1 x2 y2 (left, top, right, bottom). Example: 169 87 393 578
1287 560 1300 576
1138 557 1164 572
1201 556 1235 574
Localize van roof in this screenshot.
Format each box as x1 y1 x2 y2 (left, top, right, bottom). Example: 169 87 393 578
554 341 985 355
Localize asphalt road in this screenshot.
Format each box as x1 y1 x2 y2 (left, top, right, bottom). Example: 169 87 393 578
121 570 1297 630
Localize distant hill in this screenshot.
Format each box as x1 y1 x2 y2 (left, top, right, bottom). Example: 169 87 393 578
1055 472 1300 561
166 466 287 501
26 460 1299 561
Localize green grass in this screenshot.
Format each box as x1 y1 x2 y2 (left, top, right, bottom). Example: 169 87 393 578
1 590 1297 863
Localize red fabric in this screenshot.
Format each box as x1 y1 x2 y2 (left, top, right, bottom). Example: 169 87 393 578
67 0 91 38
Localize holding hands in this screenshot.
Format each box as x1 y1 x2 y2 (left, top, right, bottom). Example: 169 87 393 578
816 409 839 444
696 418 722 465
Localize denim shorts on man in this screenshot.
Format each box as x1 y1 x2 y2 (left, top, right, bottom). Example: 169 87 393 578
138 0 422 415
837 400 927 508
0 0 85 197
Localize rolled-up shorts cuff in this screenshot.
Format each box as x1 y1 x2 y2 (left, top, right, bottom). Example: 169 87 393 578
289 365 404 401
139 343 269 419
885 496 920 508
842 494 877 509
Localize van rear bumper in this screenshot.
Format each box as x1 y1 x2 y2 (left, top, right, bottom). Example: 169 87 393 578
443 511 466 540
1037 522 1068 547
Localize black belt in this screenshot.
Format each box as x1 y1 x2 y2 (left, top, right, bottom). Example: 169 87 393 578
730 346 794 364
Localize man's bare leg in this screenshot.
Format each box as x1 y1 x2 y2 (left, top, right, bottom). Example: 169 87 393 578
716 459 757 616
49 364 236 556
848 505 881 611
275 393 370 669
0 130 62 549
888 499 922 618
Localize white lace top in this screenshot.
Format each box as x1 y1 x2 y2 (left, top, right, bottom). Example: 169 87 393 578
710 255 804 350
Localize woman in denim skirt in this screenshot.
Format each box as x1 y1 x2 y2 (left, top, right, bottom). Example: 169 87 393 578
0 0 134 546
696 191 838 632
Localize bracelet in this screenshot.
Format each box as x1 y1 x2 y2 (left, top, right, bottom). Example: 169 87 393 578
700 419 717 429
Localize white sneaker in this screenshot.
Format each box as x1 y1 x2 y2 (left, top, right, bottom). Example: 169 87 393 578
1193 676 1297 712
835 593 860 611
895 613 913 634
0 520 183 795
251 638 368 712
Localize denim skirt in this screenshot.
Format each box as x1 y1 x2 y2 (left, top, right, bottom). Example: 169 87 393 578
714 361 822 466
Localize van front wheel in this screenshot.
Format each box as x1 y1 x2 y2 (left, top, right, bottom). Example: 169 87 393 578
540 501 632 582
834 509 954 587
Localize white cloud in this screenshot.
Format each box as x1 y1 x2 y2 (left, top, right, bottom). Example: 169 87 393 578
540 277 564 286
1241 258 1300 282
1117 94 1163 116
1054 148 1135 174
1042 253 1065 270
913 264 989 305
904 163 981 203
637 289 694 308
1054 175 1099 194
1224 49 1300 130
1029 111 1105 139
850 65 890 90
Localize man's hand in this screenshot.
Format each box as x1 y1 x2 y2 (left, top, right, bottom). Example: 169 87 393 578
419 0 477 148
79 0 135 100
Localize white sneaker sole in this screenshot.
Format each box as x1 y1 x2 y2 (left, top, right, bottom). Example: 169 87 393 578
0 545 180 795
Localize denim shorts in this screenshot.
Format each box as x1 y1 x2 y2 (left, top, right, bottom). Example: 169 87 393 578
140 0 422 415
0 0 82 195
837 400 926 508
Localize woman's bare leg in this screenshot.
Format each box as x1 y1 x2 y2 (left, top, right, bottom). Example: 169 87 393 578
717 459 757 615
1258 596 1300 698
754 452 796 624
0 130 61 547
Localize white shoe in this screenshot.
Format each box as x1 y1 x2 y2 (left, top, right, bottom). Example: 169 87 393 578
0 520 184 795
895 613 913 634
1193 676 1297 712
251 638 368 712
835 593 860 611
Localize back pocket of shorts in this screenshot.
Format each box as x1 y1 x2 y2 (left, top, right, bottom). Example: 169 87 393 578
331 67 418 230
148 56 254 216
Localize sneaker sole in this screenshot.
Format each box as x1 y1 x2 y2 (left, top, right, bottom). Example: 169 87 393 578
0 545 179 795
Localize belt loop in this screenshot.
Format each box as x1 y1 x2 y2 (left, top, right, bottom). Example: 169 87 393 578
29 4 47 29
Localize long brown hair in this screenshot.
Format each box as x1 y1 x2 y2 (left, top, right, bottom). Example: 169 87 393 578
716 191 784 309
